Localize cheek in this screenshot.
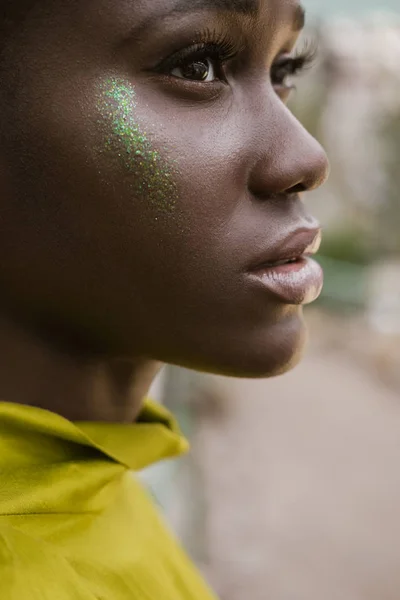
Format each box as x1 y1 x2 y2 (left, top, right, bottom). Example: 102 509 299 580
94 76 248 230
95 77 180 214
92 77 250 272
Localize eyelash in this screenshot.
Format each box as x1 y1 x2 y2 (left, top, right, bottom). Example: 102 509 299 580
156 31 316 88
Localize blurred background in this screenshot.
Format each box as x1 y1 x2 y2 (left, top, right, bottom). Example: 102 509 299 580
144 3 400 599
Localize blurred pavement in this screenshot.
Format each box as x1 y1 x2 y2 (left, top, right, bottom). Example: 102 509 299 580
193 314 400 600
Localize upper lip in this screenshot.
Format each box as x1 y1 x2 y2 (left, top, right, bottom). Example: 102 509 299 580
249 227 322 271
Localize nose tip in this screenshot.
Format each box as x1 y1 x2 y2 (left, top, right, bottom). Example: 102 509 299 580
249 104 330 198
306 139 330 191
287 139 330 195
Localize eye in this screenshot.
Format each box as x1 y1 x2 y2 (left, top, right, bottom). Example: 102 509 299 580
271 57 305 88
271 46 317 90
171 58 217 82
155 33 238 85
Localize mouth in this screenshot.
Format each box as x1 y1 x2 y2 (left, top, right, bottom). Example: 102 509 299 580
247 228 324 306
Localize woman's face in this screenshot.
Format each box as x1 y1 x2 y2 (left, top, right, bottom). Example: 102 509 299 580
0 0 329 377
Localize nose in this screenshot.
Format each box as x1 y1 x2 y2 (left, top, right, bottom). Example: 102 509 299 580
248 98 330 197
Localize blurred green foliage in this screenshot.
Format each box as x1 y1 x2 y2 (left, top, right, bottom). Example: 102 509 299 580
319 226 374 265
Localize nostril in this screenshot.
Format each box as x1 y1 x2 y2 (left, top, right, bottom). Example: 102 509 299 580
287 182 307 194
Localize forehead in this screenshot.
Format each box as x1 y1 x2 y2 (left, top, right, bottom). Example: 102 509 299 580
86 0 305 32
8 0 304 60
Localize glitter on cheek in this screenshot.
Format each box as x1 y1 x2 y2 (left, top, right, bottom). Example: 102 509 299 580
96 77 179 213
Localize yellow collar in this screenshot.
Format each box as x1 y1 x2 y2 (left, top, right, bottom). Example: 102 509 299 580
0 400 188 515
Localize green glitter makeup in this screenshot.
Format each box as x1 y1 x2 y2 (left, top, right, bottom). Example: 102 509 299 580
97 77 178 213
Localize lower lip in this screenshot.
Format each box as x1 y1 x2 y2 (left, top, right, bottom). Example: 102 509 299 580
249 257 324 305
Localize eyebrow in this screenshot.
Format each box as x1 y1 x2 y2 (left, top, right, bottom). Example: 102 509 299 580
170 0 259 17
172 0 306 27
129 1 305 38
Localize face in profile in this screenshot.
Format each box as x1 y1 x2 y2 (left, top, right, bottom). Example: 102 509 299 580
0 0 329 378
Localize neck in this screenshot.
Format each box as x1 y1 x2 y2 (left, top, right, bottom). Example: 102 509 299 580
0 314 162 422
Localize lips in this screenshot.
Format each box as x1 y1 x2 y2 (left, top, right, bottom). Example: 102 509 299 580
247 227 324 306
250 228 322 271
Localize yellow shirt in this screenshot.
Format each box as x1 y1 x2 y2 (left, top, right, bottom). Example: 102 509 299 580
0 400 217 599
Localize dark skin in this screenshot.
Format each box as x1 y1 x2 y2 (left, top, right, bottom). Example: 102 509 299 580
0 0 329 422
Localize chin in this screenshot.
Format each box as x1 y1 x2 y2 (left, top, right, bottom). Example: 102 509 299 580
231 318 308 378
183 309 309 379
